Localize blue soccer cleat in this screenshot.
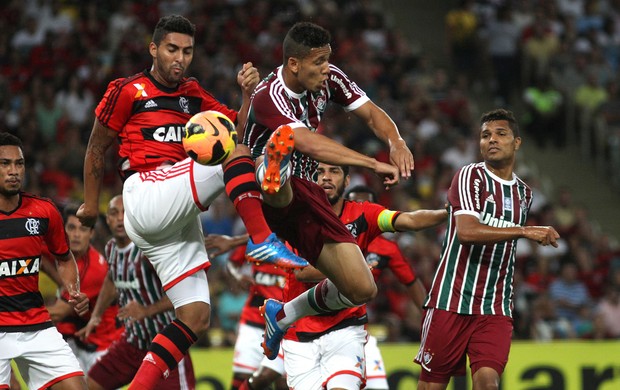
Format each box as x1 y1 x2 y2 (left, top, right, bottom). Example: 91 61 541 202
259 299 286 360
245 232 308 270
261 125 294 194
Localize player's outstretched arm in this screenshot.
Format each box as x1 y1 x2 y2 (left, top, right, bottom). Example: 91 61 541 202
78 119 117 228
394 209 449 232
55 252 89 316
293 126 399 188
204 234 249 257
455 214 560 247
353 100 414 179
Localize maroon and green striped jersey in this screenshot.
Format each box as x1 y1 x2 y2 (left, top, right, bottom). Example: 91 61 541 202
105 240 174 350
425 162 532 317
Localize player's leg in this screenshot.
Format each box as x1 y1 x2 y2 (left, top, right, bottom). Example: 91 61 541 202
242 352 286 390
219 146 306 269
231 323 264 390
364 335 389 390
129 273 209 390
468 315 511 390
88 338 145 390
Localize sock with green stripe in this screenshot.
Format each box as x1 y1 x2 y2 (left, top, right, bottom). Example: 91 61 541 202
276 279 358 329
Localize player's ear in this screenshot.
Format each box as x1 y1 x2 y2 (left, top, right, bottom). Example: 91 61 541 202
288 57 300 73
514 137 521 150
148 42 157 59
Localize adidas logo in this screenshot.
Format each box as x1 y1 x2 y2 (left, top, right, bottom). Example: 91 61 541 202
144 100 157 108
485 195 495 204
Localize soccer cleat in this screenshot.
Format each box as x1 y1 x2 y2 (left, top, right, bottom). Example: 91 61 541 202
245 232 308 269
259 299 285 360
262 125 294 194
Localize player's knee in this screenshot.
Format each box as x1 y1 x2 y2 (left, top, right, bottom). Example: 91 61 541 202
176 304 211 335
346 281 377 305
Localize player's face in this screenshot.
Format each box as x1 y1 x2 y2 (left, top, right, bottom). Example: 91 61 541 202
0 145 24 197
150 32 194 87
106 196 128 241
480 119 521 165
65 215 94 257
297 45 331 93
317 163 348 205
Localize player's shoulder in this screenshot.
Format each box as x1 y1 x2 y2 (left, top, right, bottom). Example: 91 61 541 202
107 71 147 91
20 192 60 213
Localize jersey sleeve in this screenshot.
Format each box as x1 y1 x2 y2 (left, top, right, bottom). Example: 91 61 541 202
252 85 305 130
384 240 417 285
448 164 483 218
362 201 401 235
95 78 135 132
44 202 70 257
326 65 369 111
198 86 238 124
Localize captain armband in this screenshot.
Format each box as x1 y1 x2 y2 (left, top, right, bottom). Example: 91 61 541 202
377 210 400 232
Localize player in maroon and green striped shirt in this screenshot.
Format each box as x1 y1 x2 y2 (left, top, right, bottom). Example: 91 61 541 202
415 109 560 389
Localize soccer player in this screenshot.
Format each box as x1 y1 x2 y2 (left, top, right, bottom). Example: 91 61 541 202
415 109 560 389
77 195 195 390
208 163 446 389
207 240 288 390
0 132 89 390
47 204 123 374
243 21 412 361
281 164 446 389
76 15 306 389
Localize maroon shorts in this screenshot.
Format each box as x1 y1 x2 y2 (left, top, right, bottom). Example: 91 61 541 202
88 337 195 389
263 177 356 264
414 308 513 383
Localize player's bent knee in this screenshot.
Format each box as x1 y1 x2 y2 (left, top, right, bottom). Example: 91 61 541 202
175 302 211 335
343 280 377 305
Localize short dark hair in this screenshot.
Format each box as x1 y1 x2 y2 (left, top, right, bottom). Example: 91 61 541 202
283 22 331 63
480 108 520 137
345 185 377 203
63 203 80 223
0 132 23 149
152 14 195 45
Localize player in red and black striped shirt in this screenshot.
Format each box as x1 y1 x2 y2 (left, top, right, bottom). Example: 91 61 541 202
0 132 89 390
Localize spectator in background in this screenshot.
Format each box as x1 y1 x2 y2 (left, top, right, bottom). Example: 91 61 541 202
523 75 565 148
549 260 591 337
595 268 620 338
445 0 480 87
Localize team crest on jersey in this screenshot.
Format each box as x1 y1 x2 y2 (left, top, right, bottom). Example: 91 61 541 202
346 222 358 238
133 83 147 98
24 218 41 235
503 197 513 211
423 350 433 365
179 97 190 113
0 257 40 279
365 253 380 269
314 92 327 112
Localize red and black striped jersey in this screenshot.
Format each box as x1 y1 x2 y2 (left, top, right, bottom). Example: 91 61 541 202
425 162 532 317
95 70 238 176
229 244 287 328
243 65 369 182
367 235 416 286
0 193 69 331
284 200 403 342
56 246 123 351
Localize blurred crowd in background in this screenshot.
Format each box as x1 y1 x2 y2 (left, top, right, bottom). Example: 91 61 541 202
1 0 619 346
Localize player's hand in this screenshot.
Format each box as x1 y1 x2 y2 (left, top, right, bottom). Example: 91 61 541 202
118 300 148 325
373 161 400 189
68 292 89 316
205 234 236 257
389 139 414 179
238 62 260 96
526 226 560 247
76 203 98 228
75 315 101 341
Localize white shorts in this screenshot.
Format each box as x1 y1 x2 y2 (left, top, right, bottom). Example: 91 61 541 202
166 271 211 309
282 325 367 390
123 159 225 289
0 327 83 389
364 335 388 389
66 338 108 375
233 323 285 375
